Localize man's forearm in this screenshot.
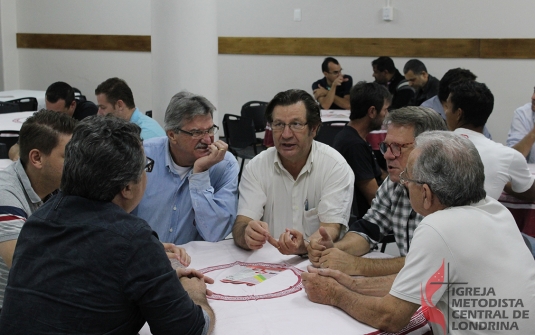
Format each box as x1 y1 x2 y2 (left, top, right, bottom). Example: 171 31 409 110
333 95 350 110
512 130 535 158
353 257 405 277
334 232 370 256
188 291 215 334
319 88 336 109
352 274 398 297
232 220 250 250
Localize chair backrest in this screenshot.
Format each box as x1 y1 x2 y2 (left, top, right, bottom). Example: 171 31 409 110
223 114 257 150
145 110 153 118
315 121 348 147
240 101 268 133
0 131 19 159
72 87 87 102
7 97 38 112
0 101 20 114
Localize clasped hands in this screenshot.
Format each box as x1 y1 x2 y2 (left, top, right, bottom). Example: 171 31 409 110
244 220 311 255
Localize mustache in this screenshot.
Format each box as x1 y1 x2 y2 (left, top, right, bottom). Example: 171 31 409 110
195 143 209 150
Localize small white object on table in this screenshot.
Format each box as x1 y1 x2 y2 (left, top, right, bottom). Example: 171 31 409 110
0 90 46 110
139 239 429 335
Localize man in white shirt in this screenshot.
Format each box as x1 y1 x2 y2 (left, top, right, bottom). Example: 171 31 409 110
232 89 354 256
506 86 535 162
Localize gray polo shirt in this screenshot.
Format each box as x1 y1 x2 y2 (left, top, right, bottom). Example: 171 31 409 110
0 160 42 307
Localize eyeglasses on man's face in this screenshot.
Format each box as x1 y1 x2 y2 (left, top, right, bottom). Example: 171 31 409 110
379 141 414 158
399 169 426 186
328 68 342 76
144 156 154 173
271 122 308 132
178 125 219 139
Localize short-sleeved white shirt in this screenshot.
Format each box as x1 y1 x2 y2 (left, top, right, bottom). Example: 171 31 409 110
454 128 534 200
237 141 354 238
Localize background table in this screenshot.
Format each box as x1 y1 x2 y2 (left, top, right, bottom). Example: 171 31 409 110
0 111 35 131
499 163 535 238
0 90 46 110
139 240 429 335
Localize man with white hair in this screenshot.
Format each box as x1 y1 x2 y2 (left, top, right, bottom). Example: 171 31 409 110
302 131 535 335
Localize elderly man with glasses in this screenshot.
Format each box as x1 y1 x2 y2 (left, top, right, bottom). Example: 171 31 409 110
233 89 354 256
133 91 239 245
308 106 446 294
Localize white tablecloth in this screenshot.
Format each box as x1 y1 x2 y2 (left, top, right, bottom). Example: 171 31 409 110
139 240 429 335
0 90 46 110
0 111 35 131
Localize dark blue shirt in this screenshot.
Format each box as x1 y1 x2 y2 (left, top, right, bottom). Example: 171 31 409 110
0 192 206 335
312 75 353 109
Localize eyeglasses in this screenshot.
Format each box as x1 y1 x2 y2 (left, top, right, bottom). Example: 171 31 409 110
328 68 342 76
399 169 426 186
271 122 308 132
178 125 219 139
379 141 414 158
145 156 154 173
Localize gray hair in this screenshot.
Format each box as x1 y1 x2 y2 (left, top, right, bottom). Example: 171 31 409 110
164 91 216 132
385 106 447 137
412 131 486 207
61 115 145 202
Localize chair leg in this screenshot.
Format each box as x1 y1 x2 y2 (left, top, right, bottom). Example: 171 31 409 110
238 157 245 184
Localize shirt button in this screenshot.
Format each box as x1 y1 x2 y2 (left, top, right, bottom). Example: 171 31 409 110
169 228 173 232
173 206 177 210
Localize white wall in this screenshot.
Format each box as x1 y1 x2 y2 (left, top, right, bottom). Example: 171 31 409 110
5 0 535 143
15 0 153 114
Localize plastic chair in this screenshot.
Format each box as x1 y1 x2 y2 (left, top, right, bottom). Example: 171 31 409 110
145 110 153 118
72 87 87 102
7 97 38 112
315 121 348 147
0 101 20 114
223 114 267 183
0 131 19 159
380 231 396 253
241 101 268 144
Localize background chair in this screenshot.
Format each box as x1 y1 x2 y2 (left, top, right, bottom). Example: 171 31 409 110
145 110 153 118
240 101 268 143
72 87 87 102
0 101 20 114
380 231 396 253
0 131 19 159
223 114 267 183
314 121 348 147
7 97 38 112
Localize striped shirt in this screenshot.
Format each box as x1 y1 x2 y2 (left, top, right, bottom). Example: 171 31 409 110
0 160 42 307
349 177 423 256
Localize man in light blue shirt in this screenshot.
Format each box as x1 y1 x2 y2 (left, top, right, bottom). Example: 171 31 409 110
95 77 165 140
133 92 239 244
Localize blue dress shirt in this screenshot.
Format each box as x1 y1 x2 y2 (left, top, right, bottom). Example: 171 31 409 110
130 108 166 140
133 137 239 244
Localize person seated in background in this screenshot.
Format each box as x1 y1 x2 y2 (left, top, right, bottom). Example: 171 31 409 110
95 77 165 140
312 57 352 110
0 110 75 310
371 56 414 110
421 67 492 139
134 92 239 245
308 107 446 295
302 131 535 334
0 116 215 335
45 81 98 121
333 81 390 219
233 89 354 256
445 81 535 201
402 59 439 106
506 86 535 162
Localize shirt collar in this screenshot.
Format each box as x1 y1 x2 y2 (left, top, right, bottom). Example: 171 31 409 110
273 141 315 177
129 108 141 122
14 160 42 204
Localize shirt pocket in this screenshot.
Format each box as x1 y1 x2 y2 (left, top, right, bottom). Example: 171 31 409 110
303 208 320 238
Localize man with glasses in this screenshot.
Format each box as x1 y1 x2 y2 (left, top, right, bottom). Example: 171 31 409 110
302 131 535 334
133 91 239 245
233 89 354 256
308 106 446 293
312 57 352 110
0 116 216 334
95 77 165 140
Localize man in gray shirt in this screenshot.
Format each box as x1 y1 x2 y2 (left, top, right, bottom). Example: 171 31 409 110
0 110 75 308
